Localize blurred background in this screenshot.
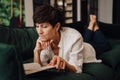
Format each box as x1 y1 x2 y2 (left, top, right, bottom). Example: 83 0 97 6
0 0 119 27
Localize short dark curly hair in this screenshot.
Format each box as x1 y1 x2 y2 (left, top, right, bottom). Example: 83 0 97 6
33 5 64 27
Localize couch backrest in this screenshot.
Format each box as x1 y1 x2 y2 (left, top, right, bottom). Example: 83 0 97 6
64 21 85 36
98 21 120 39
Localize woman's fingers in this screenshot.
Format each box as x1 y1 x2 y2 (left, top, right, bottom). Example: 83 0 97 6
49 56 66 70
49 56 57 66
34 38 42 51
57 61 65 70
50 56 61 69
37 39 53 50
56 56 61 69
61 61 65 69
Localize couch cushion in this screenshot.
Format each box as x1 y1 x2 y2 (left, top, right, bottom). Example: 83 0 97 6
0 43 25 80
0 27 38 60
26 71 95 80
98 39 120 69
98 22 120 39
114 64 120 80
83 63 114 80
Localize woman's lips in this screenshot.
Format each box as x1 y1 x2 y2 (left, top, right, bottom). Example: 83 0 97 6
39 37 47 41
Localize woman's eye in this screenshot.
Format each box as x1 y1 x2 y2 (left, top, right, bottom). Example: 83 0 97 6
42 26 47 28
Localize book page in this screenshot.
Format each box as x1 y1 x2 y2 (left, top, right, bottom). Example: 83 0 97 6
23 63 55 75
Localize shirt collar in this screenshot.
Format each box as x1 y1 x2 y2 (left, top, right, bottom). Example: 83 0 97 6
58 29 63 48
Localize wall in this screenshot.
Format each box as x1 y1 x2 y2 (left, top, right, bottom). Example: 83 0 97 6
77 0 81 21
24 0 34 27
24 0 113 26
98 0 113 23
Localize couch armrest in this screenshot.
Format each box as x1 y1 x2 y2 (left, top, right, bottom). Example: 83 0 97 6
98 39 120 69
0 43 25 80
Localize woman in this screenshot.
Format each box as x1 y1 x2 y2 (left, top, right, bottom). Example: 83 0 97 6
33 5 101 73
84 15 111 55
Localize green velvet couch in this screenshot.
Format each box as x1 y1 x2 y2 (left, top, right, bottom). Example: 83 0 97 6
0 21 120 80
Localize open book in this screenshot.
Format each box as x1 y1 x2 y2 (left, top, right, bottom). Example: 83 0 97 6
23 63 55 75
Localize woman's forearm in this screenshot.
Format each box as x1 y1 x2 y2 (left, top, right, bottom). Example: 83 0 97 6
33 49 42 65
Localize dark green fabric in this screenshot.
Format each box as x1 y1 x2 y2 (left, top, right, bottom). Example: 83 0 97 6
83 63 114 80
0 43 25 80
25 71 95 80
99 39 120 69
0 26 38 60
114 64 120 80
0 24 120 80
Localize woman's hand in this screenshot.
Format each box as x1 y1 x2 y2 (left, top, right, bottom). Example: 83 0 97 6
48 55 77 72
34 37 53 64
48 55 66 70
34 37 53 51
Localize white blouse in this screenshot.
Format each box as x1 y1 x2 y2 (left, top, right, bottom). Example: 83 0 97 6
40 27 101 73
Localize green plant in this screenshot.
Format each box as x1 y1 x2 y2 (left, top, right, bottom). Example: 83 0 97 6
0 0 25 27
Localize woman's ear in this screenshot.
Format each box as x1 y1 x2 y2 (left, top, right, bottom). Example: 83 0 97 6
55 22 61 31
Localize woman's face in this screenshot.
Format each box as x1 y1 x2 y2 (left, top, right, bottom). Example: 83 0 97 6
35 22 60 42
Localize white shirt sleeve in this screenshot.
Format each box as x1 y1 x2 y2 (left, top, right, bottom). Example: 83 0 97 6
68 37 84 73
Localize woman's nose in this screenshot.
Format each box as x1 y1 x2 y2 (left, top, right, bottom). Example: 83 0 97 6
37 27 43 34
